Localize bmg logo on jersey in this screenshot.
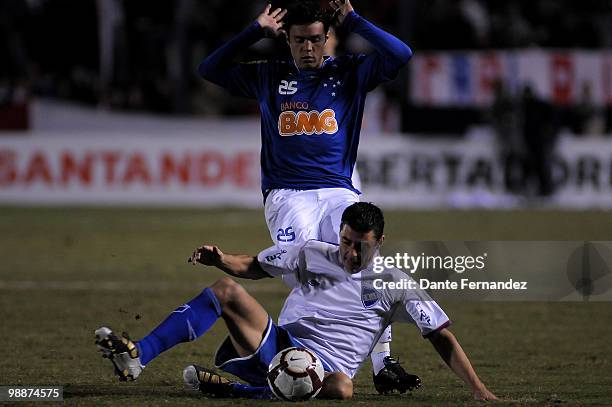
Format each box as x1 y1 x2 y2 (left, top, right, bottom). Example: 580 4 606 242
278 109 338 136
278 80 298 95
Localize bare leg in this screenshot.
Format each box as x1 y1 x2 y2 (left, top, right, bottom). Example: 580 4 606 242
210 277 270 356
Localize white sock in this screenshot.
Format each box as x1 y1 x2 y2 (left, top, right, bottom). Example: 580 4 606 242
371 342 390 375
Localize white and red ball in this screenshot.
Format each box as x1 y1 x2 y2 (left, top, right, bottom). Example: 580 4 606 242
267 347 325 401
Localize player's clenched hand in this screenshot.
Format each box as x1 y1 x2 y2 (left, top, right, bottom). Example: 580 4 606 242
329 0 354 25
188 245 224 267
256 4 287 38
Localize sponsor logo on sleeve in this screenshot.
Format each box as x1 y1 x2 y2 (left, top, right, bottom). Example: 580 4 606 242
265 249 287 262
415 303 432 324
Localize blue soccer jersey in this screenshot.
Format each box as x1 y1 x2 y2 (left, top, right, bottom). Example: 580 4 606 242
199 11 412 194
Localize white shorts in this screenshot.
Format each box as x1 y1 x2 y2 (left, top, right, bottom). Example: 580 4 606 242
264 188 359 246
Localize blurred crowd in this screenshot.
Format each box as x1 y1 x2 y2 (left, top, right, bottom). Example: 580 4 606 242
1 0 261 114
1 0 612 129
413 0 612 50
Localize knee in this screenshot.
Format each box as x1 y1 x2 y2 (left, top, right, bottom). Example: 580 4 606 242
321 372 353 400
211 277 245 307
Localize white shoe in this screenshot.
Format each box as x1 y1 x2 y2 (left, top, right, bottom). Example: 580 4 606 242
183 365 234 397
95 326 144 381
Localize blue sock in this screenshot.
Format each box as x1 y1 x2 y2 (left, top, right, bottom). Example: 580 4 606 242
230 383 274 400
136 287 222 365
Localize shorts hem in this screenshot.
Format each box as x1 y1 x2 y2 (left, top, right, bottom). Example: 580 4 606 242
214 317 273 369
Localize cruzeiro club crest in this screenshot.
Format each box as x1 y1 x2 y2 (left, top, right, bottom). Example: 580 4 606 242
361 281 381 308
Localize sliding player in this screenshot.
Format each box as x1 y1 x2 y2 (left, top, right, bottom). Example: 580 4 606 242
95 203 497 401
198 0 414 392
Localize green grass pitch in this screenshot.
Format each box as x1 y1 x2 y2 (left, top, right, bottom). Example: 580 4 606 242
1 207 611 406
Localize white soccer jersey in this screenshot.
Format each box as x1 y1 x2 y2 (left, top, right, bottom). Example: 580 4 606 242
257 241 450 378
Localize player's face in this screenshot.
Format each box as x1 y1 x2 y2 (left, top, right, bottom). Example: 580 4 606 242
288 22 328 69
339 225 383 273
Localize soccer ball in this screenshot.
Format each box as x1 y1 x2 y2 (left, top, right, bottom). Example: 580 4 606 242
267 347 325 401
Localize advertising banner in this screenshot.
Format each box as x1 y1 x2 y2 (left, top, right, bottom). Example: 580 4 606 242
410 50 612 107
1 132 611 208
0 133 261 206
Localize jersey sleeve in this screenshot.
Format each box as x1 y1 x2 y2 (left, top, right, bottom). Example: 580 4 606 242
256 245 301 277
384 270 451 337
197 21 264 98
341 11 413 92
208 62 261 98
391 299 451 337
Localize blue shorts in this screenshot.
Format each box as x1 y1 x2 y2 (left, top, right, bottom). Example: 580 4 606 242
214 318 330 386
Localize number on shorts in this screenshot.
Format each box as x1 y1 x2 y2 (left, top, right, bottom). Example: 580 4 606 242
277 227 296 243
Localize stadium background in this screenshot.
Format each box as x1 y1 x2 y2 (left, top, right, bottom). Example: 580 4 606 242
1 0 611 405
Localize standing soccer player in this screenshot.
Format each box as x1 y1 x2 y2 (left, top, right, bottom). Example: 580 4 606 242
198 0 414 392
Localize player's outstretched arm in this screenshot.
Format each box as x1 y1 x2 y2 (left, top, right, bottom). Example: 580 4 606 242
188 245 269 280
428 328 498 401
198 4 286 92
330 0 412 79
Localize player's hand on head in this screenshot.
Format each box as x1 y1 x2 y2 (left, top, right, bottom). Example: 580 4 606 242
329 0 354 25
188 245 223 267
256 3 287 38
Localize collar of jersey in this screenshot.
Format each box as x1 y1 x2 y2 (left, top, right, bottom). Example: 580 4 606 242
289 55 335 77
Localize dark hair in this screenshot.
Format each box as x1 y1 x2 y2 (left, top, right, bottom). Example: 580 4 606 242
283 0 334 36
340 202 385 240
